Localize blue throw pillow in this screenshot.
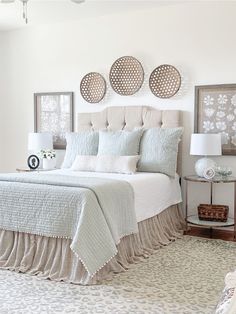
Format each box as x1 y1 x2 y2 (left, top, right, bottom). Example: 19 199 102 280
62 131 99 168
98 129 143 156
138 127 183 177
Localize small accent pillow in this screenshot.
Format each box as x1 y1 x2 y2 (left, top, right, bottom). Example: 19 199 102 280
61 131 99 168
71 155 140 174
71 155 97 172
138 127 183 177
98 129 143 156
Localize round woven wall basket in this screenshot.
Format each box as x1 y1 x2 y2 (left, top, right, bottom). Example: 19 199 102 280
109 56 144 96
149 64 181 98
80 72 106 103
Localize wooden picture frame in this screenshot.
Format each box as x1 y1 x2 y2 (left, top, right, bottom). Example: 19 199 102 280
195 84 236 155
34 92 74 149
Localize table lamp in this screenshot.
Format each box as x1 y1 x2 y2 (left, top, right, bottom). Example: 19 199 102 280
190 133 222 177
28 133 53 152
27 133 53 169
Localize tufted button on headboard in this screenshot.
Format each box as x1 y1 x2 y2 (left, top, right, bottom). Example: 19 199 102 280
76 106 182 174
76 106 180 131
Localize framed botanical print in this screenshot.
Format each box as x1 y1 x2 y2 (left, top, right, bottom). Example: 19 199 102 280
195 84 236 155
34 92 74 149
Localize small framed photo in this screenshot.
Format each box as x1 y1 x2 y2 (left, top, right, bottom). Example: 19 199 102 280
27 155 40 170
34 92 74 149
195 84 236 155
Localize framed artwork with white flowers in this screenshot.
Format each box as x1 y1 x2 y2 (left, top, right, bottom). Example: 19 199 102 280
195 84 236 155
34 92 74 150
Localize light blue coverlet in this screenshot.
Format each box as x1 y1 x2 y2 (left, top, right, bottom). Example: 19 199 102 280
0 173 138 276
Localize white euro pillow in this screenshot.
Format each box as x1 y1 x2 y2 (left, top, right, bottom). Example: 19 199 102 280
71 155 140 174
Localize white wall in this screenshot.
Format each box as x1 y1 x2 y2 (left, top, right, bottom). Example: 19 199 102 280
1 1 236 214
0 32 8 169
0 34 2 168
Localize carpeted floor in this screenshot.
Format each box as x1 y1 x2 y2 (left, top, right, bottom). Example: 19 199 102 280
0 236 236 314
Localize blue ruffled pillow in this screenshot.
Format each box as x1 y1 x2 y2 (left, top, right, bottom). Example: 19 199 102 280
62 131 99 168
138 127 183 177
98 129 143 156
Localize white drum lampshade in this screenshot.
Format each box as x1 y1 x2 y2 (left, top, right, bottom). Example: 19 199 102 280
28 133 53 152
190 133 222 177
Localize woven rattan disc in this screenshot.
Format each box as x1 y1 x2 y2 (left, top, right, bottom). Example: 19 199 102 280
109 56 144 96
149 64 181 98
80 72 106 103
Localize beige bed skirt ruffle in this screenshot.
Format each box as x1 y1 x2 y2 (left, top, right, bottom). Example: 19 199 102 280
0 204 185 285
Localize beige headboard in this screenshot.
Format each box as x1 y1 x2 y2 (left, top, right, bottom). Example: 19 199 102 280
76 106 180 131
76 106 182 173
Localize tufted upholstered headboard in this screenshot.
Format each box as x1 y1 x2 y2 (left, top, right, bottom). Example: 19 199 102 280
76 106 182 173
76 106 180 131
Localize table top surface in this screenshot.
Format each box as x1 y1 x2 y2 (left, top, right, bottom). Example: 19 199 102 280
16 168 54 172
187 215 234 227
16 168 36 172
184 175 236 183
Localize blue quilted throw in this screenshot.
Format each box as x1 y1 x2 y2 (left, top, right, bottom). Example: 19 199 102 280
0 173 138 276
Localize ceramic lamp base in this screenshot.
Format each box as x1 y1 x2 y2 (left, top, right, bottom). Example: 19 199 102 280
195 157 216 177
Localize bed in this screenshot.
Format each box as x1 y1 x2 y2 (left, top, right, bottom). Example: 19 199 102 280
0 106 185 285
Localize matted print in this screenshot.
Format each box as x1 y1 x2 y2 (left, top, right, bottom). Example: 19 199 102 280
195 84 236 155
34 92 74 149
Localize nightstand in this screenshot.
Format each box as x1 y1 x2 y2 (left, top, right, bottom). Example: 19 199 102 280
184 175 236 241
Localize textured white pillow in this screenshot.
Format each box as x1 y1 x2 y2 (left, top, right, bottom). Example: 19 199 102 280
71 155 140 174
71 155 97 172
96 155 140 174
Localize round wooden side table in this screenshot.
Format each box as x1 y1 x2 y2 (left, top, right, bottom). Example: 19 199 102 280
184 175 236 240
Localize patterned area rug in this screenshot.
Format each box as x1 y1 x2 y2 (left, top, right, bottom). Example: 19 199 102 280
0 236 236 314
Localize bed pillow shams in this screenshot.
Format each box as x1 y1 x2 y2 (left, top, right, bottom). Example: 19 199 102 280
138 127 183 177
62 131 99 168
71 155 140 174
98 129 143 156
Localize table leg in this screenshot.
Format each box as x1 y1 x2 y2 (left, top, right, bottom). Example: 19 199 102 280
185 180 188 233
210 227 213 239
210 182 213 205
209 182 213 236
234 182 236 241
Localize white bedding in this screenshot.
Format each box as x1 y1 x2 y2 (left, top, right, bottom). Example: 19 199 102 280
47 169 182 222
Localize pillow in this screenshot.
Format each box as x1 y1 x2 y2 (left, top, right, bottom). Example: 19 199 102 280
61 131 99 168
98 129 143 156
71 155 97 172
71 155 140 174
138 127 183 177
96 155 140 174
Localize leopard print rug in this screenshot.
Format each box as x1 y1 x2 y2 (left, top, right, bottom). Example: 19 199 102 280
0 236 235 314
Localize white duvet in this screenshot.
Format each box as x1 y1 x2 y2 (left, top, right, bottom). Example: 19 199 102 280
48 169 182 222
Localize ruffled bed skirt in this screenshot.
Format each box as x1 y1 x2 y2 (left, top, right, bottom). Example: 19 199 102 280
0 204 185 285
